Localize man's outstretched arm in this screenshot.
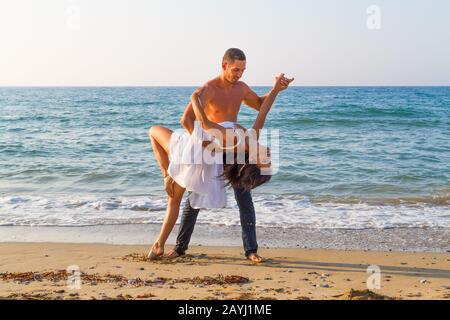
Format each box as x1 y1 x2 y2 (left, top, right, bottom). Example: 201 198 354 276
242 84 268 112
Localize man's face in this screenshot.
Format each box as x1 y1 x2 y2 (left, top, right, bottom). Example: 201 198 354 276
222 59 246 84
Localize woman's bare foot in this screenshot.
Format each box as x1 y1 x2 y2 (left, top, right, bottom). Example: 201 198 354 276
247 253 265 263
147 242 164 260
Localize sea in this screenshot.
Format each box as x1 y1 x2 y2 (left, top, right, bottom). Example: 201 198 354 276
1 86 449 249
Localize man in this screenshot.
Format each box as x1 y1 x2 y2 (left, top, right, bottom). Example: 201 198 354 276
166 48 293 262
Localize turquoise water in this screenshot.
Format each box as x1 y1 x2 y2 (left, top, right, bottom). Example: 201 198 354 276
0 87 449 228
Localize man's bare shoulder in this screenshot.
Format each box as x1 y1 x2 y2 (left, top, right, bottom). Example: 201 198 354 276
203 78 220 89
200 79 220 96
236 81 252 96
236 80 249 87
236 81 251 91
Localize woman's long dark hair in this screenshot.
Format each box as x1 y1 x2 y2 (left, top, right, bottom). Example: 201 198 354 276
221 151 271 191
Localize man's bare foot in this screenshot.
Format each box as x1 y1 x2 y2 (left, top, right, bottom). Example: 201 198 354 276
247 253 265 263
147 242 164 260
164 249 181 260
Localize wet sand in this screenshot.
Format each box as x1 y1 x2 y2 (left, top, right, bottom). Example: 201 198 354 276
0 225 448 252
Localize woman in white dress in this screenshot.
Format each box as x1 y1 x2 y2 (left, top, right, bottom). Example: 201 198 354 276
146 75 290 260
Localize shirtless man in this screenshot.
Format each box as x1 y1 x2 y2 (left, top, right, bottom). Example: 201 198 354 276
166 48 293 262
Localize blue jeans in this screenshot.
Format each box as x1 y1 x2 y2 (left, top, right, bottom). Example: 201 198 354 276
173 187 258 257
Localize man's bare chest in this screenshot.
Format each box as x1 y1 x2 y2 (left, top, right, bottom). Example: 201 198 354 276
207 90 244 113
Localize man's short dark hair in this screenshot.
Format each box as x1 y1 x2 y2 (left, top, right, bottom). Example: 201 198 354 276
223 48 246 63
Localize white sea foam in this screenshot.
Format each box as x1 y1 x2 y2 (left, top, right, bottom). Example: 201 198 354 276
0 193 449 229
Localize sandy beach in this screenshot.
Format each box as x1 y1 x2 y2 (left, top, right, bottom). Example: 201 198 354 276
0 242 449 300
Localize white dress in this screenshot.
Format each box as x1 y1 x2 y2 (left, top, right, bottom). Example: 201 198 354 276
167 121 236 209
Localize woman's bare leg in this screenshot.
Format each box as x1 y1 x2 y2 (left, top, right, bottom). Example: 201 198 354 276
148 182 185 260
147 125 186 259
148 125 172 177
149 125 178 196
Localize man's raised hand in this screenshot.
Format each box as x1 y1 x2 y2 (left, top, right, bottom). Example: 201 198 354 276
274 73 294 92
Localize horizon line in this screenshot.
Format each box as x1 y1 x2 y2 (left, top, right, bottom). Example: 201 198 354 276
1 85 450 88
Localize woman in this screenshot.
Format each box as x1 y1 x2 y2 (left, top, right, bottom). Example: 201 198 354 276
147 75 291 260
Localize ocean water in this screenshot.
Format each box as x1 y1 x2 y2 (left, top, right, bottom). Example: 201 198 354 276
1 87 449 230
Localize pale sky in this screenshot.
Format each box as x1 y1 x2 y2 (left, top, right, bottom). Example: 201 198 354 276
1 0 449 86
